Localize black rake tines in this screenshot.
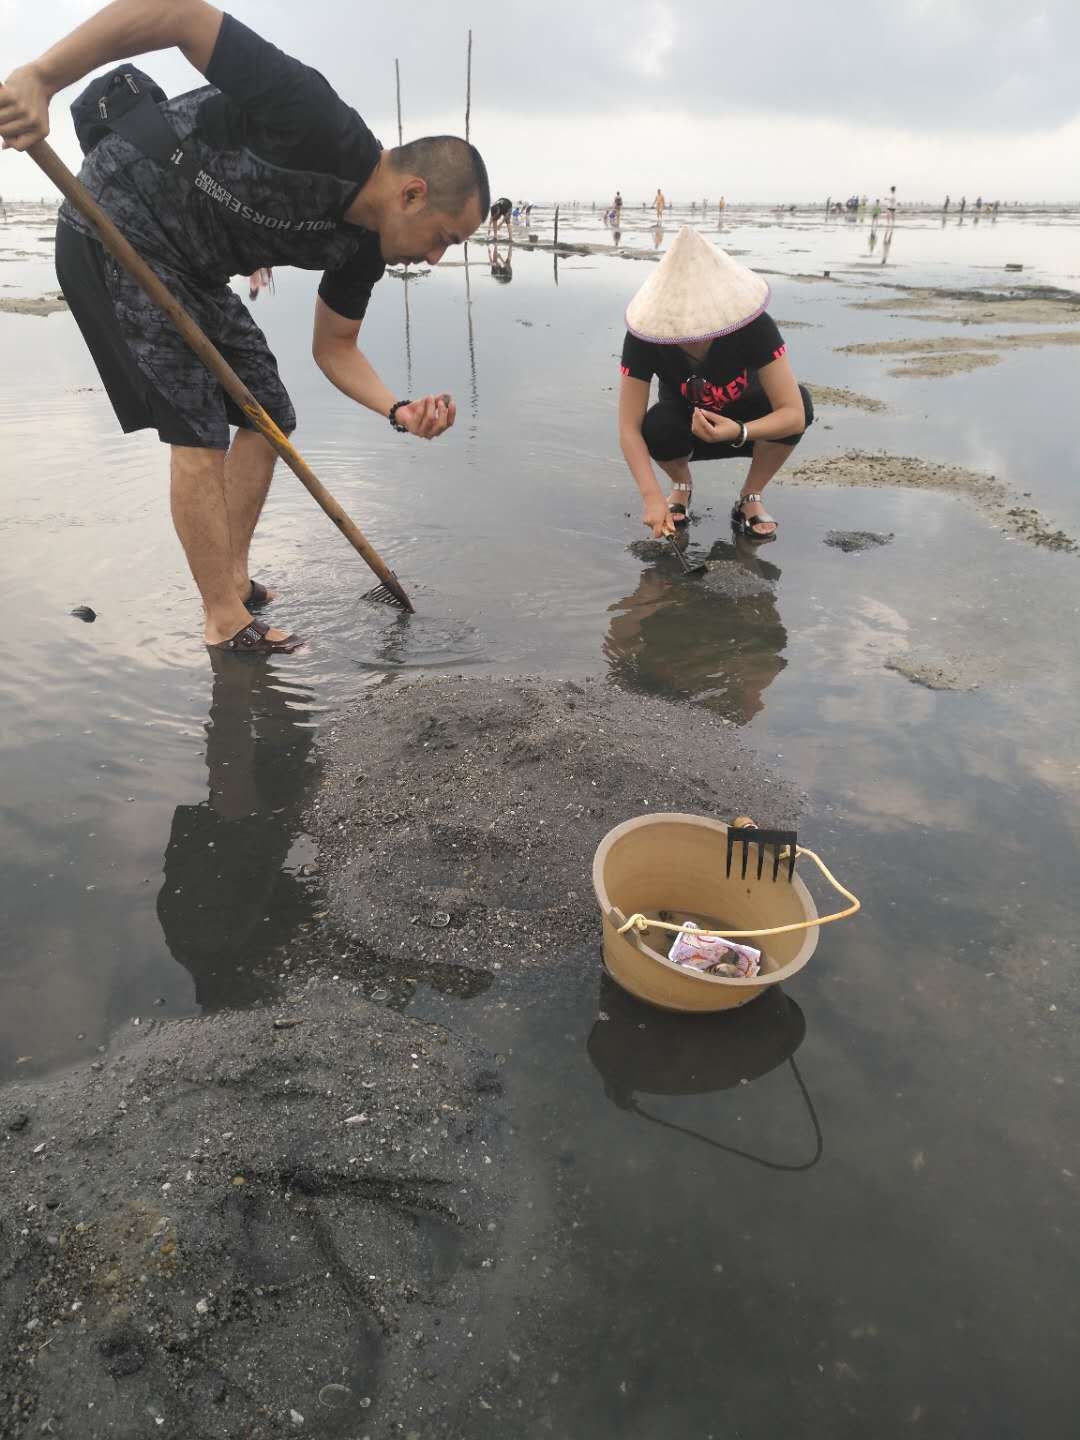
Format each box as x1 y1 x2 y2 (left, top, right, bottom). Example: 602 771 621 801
666 534 707 575
362 574 415 613
726 826 799 883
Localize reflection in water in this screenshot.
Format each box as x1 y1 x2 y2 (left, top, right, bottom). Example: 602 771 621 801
402 268 414 395
371 610 412 670
604 538 787 724
587 976 821 1170
156 654 317 1009
463 240 479 419
487 239 513 284
653 224 664 250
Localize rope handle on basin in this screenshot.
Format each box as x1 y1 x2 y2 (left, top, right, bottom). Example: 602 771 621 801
615 826 860 943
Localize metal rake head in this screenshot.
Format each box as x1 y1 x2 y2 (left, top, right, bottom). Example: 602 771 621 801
362 571 415 613
726 824 799 882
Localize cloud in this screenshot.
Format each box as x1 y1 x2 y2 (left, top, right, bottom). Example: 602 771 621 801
1 0 1078 199
6 0 1078 133
626 3 676 80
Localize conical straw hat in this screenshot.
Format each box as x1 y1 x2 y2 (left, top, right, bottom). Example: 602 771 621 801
625 226 771 345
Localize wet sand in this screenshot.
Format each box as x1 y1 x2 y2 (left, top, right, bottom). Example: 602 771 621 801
823 529 894 552
1 980 508 1438
850 287 1080 326
790 450 1078 552
807 383 888 411
312 676 798 974
886 351 1001 377
838 329 1080 381
840 330 1080 355
884 653 983 691
629 539 778 598
0 293 68 317
1 674 797 1438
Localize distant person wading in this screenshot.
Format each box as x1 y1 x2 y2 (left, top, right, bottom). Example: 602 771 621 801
0 0 489 655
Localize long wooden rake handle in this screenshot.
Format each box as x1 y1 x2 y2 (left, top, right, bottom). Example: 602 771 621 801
29 137 414 614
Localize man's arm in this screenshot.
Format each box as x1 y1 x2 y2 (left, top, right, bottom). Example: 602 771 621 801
312 299 455 441
0 0 224 151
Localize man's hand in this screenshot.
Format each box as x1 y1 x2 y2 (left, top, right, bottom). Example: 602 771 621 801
691 407 741 445
642 495 676 539
396 393 456 440
0 65 52 151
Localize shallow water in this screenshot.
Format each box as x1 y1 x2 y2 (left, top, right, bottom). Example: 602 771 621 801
2 208 1080 1434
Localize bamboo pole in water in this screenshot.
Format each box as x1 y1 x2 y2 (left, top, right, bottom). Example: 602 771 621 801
465 30 473 143
395 58 403 146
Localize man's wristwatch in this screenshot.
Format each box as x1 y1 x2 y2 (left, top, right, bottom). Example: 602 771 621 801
388 399 412 433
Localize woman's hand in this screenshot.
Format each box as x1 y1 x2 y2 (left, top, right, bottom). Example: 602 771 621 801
0 65 52 150
691 407 741 445
642 495 676 538
396 393 456 439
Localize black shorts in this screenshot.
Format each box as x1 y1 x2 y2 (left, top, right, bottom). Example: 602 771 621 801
642 383 814 463
490 198 512 222
55 220 296 451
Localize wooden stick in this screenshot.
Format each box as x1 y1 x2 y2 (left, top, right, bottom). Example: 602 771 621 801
28 138 414 613
395 58 403 147
465 29 472 143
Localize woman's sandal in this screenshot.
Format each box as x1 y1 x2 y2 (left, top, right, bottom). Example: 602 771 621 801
245 580 272 610
209 619 304 655
731 492 778 542
669 485 692 530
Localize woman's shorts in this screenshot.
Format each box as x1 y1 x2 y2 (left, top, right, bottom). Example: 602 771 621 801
55 221 296 451
642 383 814 463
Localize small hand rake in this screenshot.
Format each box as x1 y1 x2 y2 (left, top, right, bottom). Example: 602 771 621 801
666 534 707 576
27 139 413 613
726 818 799 883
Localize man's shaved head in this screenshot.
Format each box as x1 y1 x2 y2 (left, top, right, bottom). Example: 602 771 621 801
386 136 490 219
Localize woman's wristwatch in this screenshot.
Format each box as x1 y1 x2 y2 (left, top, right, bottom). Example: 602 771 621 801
388 399 412 433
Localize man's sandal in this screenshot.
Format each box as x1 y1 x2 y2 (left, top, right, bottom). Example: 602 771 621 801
669 485 692 530
209 619 304 655
731 492 778 542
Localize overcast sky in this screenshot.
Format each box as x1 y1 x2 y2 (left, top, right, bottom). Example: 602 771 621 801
2 0 1078 201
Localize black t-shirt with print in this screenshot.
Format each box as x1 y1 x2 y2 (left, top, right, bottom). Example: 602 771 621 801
61 13 386 320
619 312 788 412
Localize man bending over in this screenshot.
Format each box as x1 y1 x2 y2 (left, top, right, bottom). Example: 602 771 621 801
0 1 489 653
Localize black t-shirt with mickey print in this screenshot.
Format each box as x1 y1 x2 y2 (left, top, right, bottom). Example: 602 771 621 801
620 312 788 412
